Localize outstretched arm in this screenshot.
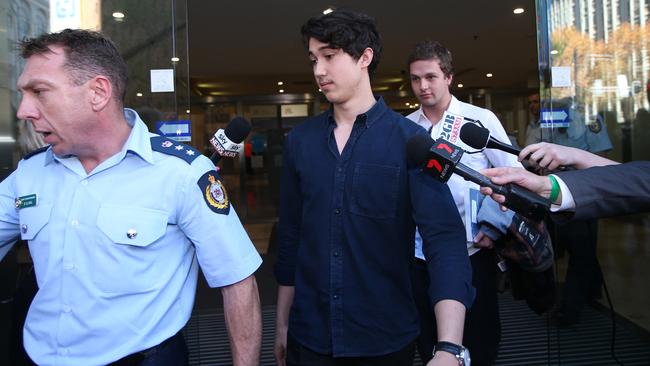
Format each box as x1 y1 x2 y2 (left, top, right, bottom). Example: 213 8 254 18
520 142 618 170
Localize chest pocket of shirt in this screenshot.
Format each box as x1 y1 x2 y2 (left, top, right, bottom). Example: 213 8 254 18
350 163 400 219
19 204 53 241
94 205 169 294
19 204 53 287
97 205 167 247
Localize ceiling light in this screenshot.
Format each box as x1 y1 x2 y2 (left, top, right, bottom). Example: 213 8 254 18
405 102 410 106
186 109 191 114
550 50 559 55
171 57 180 62
318 88 322 92
279 89 285 93
277 81 284 86
112 12 125 19
414 103 419 107
323 8 334 15
513 8 525 14
136 92 143 97
457 83 464 88
486 73 493 78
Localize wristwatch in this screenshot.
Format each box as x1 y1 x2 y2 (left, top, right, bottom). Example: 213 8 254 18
433 341 471 366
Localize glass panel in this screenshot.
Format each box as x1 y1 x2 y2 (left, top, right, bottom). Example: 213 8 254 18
539 0 650 362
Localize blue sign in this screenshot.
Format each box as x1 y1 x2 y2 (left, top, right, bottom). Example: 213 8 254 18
155 120 192 141
540 108 571 128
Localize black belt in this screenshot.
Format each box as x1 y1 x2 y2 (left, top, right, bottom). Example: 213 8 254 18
109 332 180 366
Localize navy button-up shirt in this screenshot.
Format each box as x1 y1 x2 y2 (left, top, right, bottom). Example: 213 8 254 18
275 98 474 357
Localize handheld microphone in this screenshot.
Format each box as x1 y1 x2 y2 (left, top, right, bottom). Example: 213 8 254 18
459 123 520 155
209 117 252 164
459 123 571 172
407 134 550 221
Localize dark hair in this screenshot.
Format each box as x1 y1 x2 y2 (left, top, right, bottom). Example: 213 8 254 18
19 29 128 103
407 40 453 78
301 9 382 75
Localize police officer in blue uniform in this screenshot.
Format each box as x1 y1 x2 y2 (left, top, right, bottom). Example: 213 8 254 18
0 29 262 365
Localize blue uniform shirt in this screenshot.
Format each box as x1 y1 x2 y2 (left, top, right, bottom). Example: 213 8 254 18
274 98 474 357
0 109 262 365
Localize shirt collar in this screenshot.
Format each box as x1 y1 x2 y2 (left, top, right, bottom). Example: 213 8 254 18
412 95 460 128
44 108 154 166
326 96 388 129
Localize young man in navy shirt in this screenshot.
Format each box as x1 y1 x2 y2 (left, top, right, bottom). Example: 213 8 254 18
274 9 474 366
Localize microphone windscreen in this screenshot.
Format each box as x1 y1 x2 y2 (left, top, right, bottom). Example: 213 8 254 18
406 134 435 165
459 123 490 149
224 117 252 143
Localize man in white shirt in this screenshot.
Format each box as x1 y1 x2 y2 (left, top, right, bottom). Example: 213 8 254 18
405 40 523 366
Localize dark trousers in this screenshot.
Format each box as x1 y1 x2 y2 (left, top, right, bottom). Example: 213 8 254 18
553 219 602 322
286 334 415 366
108 332 188 366
412 249 501 366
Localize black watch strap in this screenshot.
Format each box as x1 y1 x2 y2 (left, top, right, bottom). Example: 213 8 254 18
433 341 466 365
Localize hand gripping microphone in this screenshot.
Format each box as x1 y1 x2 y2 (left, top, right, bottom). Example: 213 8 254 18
209 117 252 164
406 134 550 221
459 122 521 155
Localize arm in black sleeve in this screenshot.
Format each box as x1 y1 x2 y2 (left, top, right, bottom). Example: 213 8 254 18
274 132 303 286
410 167 475 309
556 161 650 220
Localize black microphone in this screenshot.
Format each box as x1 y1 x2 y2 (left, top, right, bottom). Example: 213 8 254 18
459 122 520 155
459 123 571 172
406 134 550 221
209 117 252 164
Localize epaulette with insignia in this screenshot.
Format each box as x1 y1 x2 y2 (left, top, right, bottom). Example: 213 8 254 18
23 146 49 160
150 136 200 164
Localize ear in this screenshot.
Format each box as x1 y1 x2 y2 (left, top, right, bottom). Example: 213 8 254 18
445 73 453 86
88 75 113 112
358 47 374 69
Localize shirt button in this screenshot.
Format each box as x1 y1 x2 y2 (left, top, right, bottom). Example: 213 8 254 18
334 208 340 214
59 348 69 356
337 167 343 172
333 295 339 300
80 180 88 186
70 219 79 226
62 305 72 313
64 263 74 271
333 251 340 257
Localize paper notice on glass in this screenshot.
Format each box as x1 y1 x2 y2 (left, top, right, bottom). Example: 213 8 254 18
464 188 482 243
551 66 571 88
150 69 175 93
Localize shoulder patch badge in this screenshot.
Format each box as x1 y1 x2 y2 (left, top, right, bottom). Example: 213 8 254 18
150 136 200 164
197 171 230 215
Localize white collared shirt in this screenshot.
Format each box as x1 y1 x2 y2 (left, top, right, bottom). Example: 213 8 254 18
407 96 522 257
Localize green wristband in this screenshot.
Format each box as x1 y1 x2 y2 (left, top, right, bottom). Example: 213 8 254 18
548 175 560 202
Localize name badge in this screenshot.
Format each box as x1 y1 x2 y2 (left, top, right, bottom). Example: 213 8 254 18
15 194 37 209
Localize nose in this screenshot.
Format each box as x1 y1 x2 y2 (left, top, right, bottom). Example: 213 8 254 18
313 60 326 78
17 95 39 121
417 79 428 92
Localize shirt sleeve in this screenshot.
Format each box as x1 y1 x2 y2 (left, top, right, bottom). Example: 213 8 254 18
177 156 261 288
409 165 475 309
0 171 20 260
551 174 576 212
274 132 302 286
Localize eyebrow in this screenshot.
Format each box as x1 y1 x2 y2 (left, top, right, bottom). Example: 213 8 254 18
308 45 337 56
17 78 56 91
